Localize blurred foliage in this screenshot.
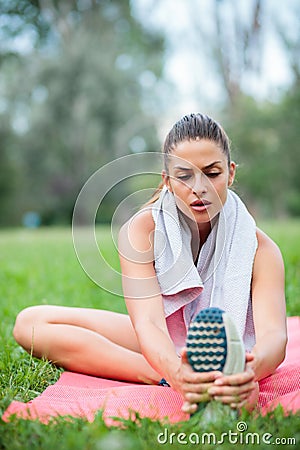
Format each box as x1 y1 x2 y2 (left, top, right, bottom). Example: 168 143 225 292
183 0 300 218
0 0 165 225
209 0 300 218
0 0 299 224
223 81 300 218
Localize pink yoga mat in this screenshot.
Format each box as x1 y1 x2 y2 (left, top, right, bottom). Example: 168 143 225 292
3 317 300 425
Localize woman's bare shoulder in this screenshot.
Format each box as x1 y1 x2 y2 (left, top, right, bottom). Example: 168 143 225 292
254 227 284 273
121 207 155 236
256 227 282 255
118 207 155 259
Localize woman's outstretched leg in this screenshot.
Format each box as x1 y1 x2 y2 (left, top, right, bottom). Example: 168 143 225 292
13 305 161 384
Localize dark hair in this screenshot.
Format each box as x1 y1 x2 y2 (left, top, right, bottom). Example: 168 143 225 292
145 113 231 206
163 113 231 171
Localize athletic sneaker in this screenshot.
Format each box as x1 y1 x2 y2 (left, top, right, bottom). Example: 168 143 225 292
186 307 245 375
186 307 245 423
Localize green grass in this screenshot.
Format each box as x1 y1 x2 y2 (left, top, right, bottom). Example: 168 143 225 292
0 224 299 449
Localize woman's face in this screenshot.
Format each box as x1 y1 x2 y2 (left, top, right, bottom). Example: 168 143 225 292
163 139 236 226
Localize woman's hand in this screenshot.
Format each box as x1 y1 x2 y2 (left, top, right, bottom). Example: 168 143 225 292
206 353 258 410
169 348 223 414
173 351 259 413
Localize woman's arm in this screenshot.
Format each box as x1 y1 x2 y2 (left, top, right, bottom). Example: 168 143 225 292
249 228 287 381
118 209 223 412
118 208 179 380
206 228 287 410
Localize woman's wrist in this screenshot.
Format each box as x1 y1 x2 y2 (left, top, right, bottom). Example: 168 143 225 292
246 350 261 381
164 362 181 389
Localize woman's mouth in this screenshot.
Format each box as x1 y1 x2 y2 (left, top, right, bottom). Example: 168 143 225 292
190 199 212 212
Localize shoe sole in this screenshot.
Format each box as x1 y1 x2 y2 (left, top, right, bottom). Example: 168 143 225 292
186 307 245 375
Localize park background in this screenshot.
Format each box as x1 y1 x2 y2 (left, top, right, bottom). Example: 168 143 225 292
0 0 300 226
0 1 300 449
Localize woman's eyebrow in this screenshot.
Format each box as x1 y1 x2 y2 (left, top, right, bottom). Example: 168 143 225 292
173 161 223 171
203 160 222 169
173 165 193 171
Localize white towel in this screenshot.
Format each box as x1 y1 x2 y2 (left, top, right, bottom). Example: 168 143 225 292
152 186 258 351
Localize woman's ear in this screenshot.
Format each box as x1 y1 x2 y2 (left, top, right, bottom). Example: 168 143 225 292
162 170 172 192
228 162 236 187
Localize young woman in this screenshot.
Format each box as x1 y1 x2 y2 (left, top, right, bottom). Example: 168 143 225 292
13 113 287 414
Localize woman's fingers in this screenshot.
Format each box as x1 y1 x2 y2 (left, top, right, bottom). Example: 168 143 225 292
213 368 254 387
180 347 190 364
213 392 249 404
245 352 255 362
182 380 219 403
207 380 256 397
185 391 212 403
182 367 224 383
181 401 198 414
201 368 257 406
182 380 218 393
179 348 257 411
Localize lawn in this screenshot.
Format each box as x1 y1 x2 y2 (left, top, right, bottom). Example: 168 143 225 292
0 224 299 449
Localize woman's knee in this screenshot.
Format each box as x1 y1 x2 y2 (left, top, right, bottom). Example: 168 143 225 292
13 305 49 348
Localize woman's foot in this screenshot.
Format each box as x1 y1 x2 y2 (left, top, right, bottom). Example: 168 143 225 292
186 307 245 375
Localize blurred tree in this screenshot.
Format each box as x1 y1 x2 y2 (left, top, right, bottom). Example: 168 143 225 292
227 1 300 217
0 0 165 224
186 0 263 107
0 117 17 225
184 0 300 217
224 87 300 218
223 96 285 217
274 83 300 216
0 0 51 49
274 5 300 215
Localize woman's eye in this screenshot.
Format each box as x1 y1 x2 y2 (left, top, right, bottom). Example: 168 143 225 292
206 172 221 178
176 174 192 181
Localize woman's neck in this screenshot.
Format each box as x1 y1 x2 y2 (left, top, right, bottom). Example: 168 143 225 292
194 216 220 263
184 217 213 263
197 221 213 246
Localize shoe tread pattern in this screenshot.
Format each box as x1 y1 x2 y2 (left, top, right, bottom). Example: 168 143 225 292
186 307 227 372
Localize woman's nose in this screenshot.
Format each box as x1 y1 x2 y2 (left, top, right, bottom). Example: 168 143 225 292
192 173 208 195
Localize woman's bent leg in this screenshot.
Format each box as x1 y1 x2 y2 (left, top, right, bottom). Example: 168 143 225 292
13 305 161 384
